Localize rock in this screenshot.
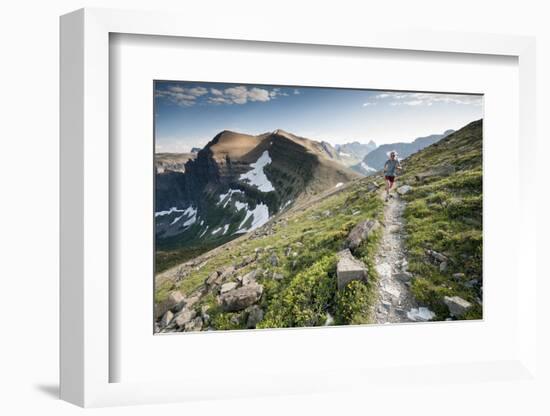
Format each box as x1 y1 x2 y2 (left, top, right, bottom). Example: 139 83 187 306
272 272 284 281
366 183 378 192
218 265 236 282
269 253 279 266
352 210 361 216
394 271 413 282
242 269 260 285
407 307 435 322
336 249 368 290
427 249 448 263
452 273 465 280
205 270 220 286
396 185 412 195
254 247 264 254
415 165 455 182
238 255 256 268
345 219 380 250
155 290 185 319
323 210 331 217
439 261 448 272
400 259 409 271
219 283 264 312
444 296 473 317
200 305 211 325
220 281 238 294
174 308 197 328
160 310 174 327
184 316 203 331
284 246 292 257
465 279 478 289
246 305 264 328
185 293 201 309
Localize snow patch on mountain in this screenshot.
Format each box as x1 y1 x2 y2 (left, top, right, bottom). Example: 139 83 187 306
218 189 244 207
155 207 185 217
239 151 275 192
236 203 270 234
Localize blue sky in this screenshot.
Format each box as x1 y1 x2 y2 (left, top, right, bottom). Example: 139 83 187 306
155 81 483 153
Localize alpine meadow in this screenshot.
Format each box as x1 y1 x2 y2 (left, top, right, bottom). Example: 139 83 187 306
153 81 483 333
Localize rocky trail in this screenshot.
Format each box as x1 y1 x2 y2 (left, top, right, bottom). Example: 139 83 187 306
373 189 429 324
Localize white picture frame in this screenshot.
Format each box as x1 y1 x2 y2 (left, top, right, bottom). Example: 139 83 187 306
60 8 538 408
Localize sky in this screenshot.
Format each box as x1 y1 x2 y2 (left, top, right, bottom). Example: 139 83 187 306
154 81 483 153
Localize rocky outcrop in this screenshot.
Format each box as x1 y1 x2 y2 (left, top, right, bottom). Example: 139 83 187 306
246 305 264 328
336 249 368 290
174 308 197 328
219 282 264 312
396 185 412 195
444 296 473 317
155 290 185 319
345 219 380 251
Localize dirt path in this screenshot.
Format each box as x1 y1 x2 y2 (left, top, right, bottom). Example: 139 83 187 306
373 192 418 324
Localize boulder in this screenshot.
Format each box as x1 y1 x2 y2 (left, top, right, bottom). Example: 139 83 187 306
394 271 413 282
205 270 220 286
336 249 368 290
407 307 435 321
185 293 201 309
246 305 264 328
242 269 260 285
155 290 185 319
174 308 197 328
272 272 285 281
219 283 264 312
444 296 473 317
427 249 448 263
218 265 236 282
345 219 380 250
220 281 238 294
396 185 412 195
160 310 174 327
439 261 448 272
184 316 203 332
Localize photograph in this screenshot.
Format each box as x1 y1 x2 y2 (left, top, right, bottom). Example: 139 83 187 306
153 81 484 333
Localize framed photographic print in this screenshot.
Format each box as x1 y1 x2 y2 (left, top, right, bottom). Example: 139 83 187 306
60 8 538 408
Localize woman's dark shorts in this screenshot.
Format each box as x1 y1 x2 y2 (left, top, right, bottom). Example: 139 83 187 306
385 175 395 184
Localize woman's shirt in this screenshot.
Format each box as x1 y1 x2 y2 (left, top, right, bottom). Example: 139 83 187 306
384 159 400 176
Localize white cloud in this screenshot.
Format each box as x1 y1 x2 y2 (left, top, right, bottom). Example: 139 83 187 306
294 89 301 95
207 85 284 105
157 84 293 107
374 91 482 107
362 102 377 107
156 85 210 106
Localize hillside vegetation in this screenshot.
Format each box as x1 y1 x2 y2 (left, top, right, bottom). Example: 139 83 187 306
399 119 483 319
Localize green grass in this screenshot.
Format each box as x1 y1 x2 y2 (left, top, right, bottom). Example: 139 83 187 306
398 120 483 320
